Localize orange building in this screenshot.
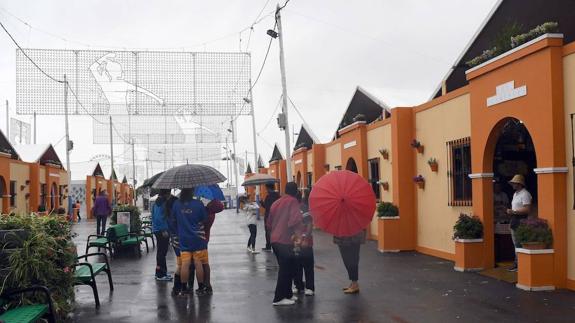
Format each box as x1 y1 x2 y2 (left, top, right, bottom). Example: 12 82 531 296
86 163 134 219
246 0 575 292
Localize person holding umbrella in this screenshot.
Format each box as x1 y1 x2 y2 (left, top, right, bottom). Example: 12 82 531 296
267 182 304 306
153 164 227 296
309 170 376 295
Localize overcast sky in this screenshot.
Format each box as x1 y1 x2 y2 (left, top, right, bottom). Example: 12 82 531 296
0 0 499 185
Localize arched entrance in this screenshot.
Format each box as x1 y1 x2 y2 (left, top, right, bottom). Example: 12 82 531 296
346 158 358 173
50 183 57 211
489 118 537 268
296 171 302 188
0 176 7 214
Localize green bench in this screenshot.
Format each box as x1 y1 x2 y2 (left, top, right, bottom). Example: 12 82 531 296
141 225 155 248
0 286 56 323
73 253 113 308
107 224 148 257
85 233 113 256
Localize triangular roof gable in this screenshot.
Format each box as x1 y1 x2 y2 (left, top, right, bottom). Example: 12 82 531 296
269 144 285 163
40 145 63 168
110 169 118 181
0 130 19 159
432 0 575 99
122 175 128 184
92 163 105 177
293 125 316 150
257 155 265 169
335 87 390 138
246 163 253 174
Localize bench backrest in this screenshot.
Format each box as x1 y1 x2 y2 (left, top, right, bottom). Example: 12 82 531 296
107 224 129 240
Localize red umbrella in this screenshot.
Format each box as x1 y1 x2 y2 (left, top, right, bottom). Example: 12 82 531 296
309 170 376 237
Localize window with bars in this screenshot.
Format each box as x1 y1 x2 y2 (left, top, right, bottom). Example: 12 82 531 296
368 158 381 200
306 172 313 189
447 137 472 206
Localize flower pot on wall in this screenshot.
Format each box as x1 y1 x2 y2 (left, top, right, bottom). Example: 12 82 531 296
380 182 389 191
429 163 438 172
416 181 425 189
416 146 424 154
454 239 484 272
377 217 401 252
516 248 555 291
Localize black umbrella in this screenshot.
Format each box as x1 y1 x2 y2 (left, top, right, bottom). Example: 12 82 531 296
142 172 164 188
152 164 226 189
242 173 279 186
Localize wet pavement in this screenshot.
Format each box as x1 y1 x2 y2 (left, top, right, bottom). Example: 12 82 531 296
71 209 575 322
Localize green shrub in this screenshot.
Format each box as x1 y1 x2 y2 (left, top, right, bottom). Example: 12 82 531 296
0 214 77 320
377 202 398 218
111 204 142 232
453 213 483 239
515 218 553 248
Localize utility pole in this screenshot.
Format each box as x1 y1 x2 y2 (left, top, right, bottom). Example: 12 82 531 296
109 116 116 204
225 139 231 188
63 75 72 214
276 4 293 181
33 112 36 144
248 91 260 199
5 100 9 142
230 118 239 212
131 139 136 205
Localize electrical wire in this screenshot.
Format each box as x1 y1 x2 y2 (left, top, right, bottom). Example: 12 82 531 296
257 94 282 133
0 19 64 83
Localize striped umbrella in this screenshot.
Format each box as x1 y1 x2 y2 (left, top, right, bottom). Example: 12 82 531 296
152 164 226 189
241 173 279 186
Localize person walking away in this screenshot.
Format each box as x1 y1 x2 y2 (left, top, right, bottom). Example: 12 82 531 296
293 191 314 296
262 183 280 251
242 195 260 254
152 189 173 281
506 174 532 272
93 190 112 236
171 188 209 296
188 199 224 295
335 229 366 294
75 200 82 222
267 182 303 306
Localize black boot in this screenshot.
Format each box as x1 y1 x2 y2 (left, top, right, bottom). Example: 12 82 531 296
171 274 182 296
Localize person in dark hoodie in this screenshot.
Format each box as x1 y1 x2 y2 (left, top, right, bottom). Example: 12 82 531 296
93 190 112 236
152 189 173 281
262 183 280 251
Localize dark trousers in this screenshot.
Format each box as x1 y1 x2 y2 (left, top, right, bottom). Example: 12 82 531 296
272 243 295 302
247 224 257 249
294 247 315 291
96 215 107 236
264 217 271 249
338 243 360 281
155 232 170 277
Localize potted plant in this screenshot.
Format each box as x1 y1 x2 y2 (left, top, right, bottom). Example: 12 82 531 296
413 175 425 189
428 158 438 172
515 218 553 250
379 148 389 160
379 181 389 191
453 213 484 272
411 139 424 154
377 202 398 218
376 202 401 252
111 204 142 232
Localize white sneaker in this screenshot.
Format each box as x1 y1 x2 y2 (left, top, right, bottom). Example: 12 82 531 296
251 249 260 254
247 247 253 252
291 295 298 301
304 289 314 296
273 298 296 306
292 287 298 294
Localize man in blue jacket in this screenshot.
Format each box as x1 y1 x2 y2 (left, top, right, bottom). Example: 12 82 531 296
152 189 173 281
